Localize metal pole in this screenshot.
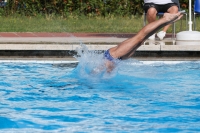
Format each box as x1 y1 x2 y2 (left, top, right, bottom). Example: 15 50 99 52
188 0 193 31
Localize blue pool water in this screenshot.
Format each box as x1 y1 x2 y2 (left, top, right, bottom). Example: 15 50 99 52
0 59 200 132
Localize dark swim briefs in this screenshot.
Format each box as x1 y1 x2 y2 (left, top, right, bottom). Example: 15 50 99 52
104 50 121 61
143 3 178 13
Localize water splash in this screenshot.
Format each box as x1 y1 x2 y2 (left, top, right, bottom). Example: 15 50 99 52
72 43 119 80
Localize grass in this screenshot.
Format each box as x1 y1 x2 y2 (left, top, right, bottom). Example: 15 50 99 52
0 15 199 33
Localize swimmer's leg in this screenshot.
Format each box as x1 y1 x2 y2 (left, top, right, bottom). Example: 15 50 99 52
109 12 183 59
105 60 115 73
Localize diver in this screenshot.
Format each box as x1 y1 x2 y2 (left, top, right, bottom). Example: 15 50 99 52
103 12 184 72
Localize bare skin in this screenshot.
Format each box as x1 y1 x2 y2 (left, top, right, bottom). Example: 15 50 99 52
147 6 178 32
105 12 183 72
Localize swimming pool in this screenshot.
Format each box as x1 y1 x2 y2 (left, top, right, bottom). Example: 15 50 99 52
0 58 200 132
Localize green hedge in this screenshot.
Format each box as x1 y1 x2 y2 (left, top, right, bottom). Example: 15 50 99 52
1 0 190 17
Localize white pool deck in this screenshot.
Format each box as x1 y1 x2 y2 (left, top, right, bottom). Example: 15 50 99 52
0 36 199 51
0 32 200 62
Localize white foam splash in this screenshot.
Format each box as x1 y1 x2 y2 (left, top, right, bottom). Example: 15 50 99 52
73 43 119 79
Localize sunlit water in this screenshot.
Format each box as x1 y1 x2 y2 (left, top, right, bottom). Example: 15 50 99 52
0 46 200 132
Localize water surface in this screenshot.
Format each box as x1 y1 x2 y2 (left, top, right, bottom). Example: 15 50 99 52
0 60 200 132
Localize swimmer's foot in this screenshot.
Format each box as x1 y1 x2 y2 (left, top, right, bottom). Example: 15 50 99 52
163 12 183 25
